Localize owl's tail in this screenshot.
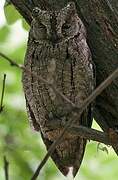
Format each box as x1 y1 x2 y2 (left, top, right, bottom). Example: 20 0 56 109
55 137 87 177
41 132 87 177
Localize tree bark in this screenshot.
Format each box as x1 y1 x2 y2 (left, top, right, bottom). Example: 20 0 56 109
10 0 118 153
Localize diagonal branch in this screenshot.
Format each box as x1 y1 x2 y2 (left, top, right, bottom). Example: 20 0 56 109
0 53 23 68
0 52 118 179
0 74 6 113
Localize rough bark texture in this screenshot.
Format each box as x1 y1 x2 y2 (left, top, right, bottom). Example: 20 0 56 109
10 0 118 153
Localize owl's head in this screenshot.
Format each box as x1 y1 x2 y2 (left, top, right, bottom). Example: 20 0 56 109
31 2 85 43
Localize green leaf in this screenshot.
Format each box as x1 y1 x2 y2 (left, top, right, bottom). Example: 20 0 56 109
4 5 21 25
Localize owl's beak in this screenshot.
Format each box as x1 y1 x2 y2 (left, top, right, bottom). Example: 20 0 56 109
48 32 60 43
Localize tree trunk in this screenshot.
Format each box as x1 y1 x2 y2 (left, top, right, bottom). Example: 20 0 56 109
10 0 118 153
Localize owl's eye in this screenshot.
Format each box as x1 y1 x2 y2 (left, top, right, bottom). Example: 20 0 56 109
39 23 46 28
62 23 71 30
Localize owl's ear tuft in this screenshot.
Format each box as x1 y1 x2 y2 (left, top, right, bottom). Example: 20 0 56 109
32 7 41 18
67 2 76 12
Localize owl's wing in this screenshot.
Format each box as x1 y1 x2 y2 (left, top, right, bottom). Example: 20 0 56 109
80 53 96 129
67 36 95 176
25 96 40 131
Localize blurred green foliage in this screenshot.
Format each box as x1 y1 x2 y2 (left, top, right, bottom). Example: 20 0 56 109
4 5 21 25
0 3 118 180
4 3 29 31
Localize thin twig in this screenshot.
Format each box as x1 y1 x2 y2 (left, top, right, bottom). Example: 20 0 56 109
0 52 118 179
0 52 22 68
0 74 6 113
4 156 9 180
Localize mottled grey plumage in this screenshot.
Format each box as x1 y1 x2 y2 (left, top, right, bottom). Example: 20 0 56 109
22 2 94 177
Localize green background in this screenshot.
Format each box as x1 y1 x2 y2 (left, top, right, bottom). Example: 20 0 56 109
0 2 118 180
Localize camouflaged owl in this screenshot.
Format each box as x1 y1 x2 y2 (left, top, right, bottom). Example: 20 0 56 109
22 2 94 177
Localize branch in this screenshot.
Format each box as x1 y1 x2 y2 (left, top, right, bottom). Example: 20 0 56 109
46 120 114 145
4 156 9 180
10 0 33 24
0 52 118 180
0 74 6 113
0 53 23 68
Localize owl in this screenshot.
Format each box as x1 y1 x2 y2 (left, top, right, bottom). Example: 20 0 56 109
22 2 94 177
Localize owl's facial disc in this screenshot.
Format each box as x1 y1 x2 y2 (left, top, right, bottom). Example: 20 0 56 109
31 2 79 44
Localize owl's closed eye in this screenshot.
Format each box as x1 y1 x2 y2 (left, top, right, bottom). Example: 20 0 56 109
62 20 79 37
31 21 47 40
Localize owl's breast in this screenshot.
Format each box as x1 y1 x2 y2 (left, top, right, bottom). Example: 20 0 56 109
23 39 93 127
